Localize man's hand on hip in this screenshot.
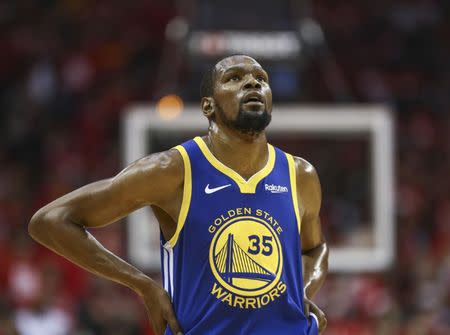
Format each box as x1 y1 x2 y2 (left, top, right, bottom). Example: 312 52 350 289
137 279 183 335
304 297 327 334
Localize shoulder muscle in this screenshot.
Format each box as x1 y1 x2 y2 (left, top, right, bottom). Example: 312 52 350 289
113 148 184 206
293 156 321 219
35 148 185 228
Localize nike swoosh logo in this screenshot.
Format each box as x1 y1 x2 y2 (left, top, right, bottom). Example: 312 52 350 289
205 183 232 194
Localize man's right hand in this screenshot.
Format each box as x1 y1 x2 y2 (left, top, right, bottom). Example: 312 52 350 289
137 279 183 335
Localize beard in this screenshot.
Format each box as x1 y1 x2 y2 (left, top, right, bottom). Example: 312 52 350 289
217 105 272 135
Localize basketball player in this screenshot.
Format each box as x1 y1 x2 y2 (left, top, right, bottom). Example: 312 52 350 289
29 55 328 335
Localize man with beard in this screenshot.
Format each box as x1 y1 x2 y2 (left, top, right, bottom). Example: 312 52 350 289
29 55 328 335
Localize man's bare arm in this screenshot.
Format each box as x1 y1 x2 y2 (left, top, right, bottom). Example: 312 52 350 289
295 157 328 332
28 149 184 335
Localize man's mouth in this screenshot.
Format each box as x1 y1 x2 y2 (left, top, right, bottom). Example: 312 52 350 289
242 92 265 105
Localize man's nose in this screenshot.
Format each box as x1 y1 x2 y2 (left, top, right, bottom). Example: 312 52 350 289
243 76 261 90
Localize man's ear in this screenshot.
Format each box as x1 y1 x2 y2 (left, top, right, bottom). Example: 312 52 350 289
201 97 215 119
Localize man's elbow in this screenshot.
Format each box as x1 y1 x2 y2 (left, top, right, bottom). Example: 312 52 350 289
28 209 49 242
28 207 66 243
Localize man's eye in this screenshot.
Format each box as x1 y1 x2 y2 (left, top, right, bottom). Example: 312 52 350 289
257 76 266 82
230 75 241 81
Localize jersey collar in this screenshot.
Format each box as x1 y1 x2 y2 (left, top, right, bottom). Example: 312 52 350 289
194 136 275 194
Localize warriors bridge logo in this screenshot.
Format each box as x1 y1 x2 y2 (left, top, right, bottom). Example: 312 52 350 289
208 208 286 309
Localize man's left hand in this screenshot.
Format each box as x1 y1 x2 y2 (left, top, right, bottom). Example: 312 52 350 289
304 297 327 334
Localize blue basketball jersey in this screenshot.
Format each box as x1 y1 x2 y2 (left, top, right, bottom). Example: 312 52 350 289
160 137 318 335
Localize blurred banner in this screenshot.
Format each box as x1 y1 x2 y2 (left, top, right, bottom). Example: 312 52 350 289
187 31 302 60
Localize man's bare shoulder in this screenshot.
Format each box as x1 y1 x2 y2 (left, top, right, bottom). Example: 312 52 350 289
113 148 185 206
292 156 319 185
291 156 321 216
127 148 184 179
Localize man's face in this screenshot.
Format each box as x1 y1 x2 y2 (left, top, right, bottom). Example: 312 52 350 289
212 55 273 134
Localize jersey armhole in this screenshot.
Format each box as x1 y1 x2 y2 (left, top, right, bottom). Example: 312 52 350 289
286 153 302 234
165 145 192 248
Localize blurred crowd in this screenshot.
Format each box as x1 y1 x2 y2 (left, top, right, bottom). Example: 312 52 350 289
1 0 449 335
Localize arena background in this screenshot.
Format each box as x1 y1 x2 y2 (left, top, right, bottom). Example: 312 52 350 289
1 1 449 334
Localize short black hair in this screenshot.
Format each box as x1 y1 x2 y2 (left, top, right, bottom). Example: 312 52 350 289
200 54 252 98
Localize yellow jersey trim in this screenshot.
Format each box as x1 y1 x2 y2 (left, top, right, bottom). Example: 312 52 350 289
166 145 192 248
193 136 275 194
286 153 301 234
